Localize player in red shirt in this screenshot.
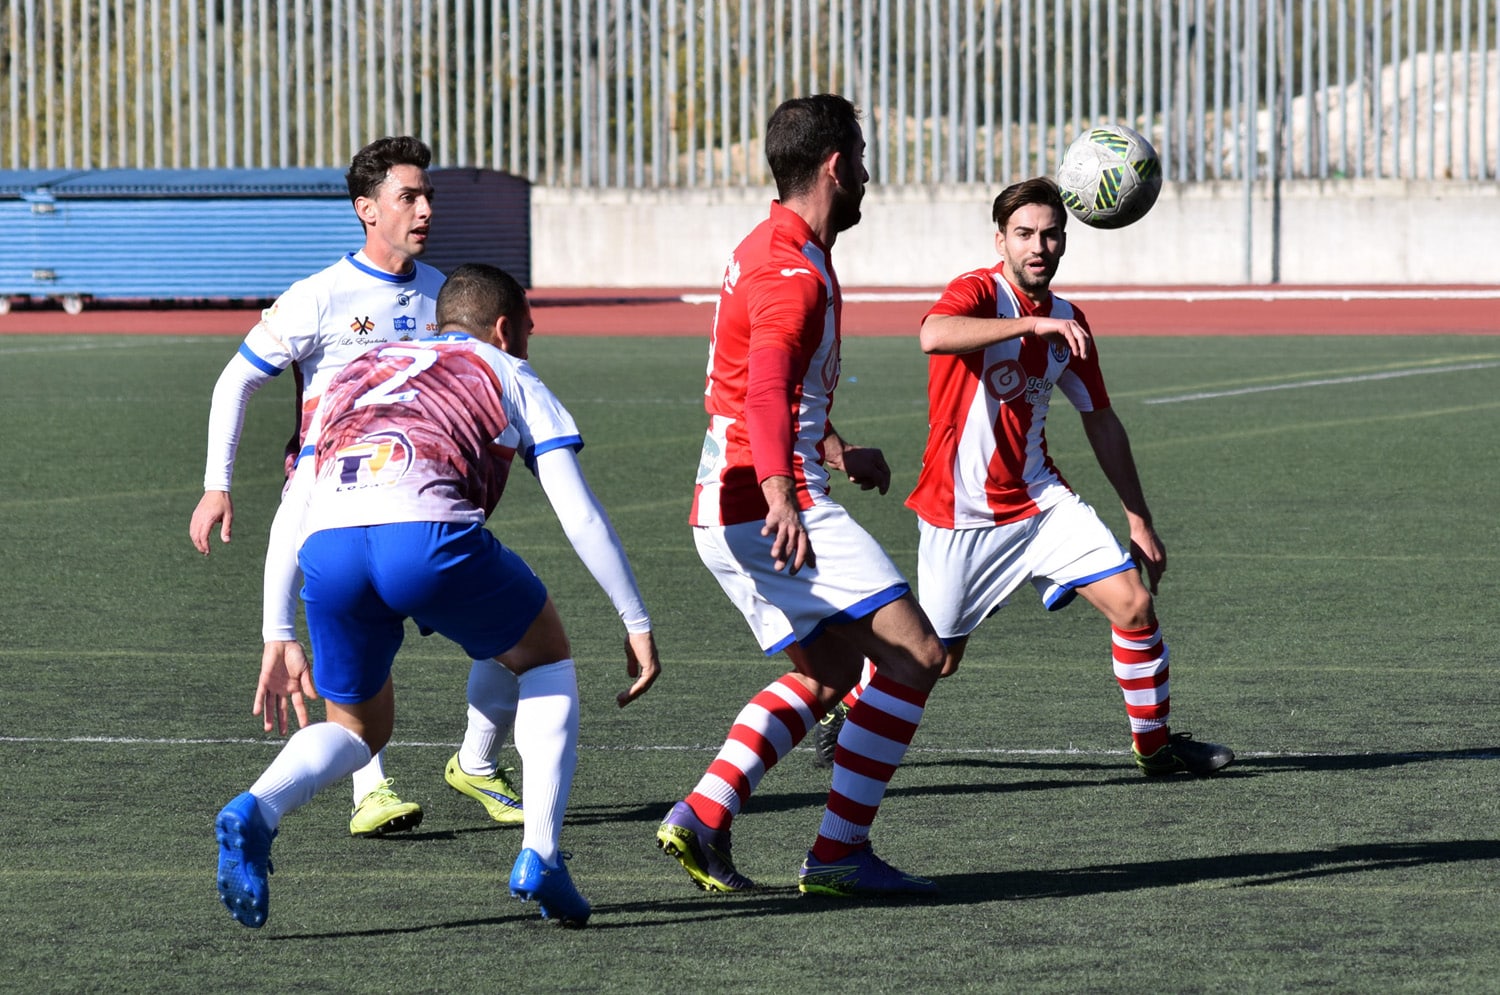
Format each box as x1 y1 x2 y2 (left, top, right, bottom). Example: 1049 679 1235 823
903 177 1232 775
658 94 947 898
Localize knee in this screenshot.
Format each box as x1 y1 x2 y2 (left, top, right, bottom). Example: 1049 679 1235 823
1117 590 1156 630
896 634 948 691
939 648 962 679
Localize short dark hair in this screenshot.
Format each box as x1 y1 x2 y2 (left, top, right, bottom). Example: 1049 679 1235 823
764 94 862 200
436 263 528 339
346 136 432 204
992 177 1067 231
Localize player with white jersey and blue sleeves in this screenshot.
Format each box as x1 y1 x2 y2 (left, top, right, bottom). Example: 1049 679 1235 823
189 137 528 838
213 263 661 930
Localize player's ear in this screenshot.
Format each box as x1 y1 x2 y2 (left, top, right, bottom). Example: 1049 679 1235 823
354 195 378 228
824 150 844 187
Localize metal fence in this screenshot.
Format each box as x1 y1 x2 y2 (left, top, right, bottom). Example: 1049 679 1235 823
4 0 1497 185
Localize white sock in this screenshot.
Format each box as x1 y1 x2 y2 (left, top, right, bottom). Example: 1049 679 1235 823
249 723 372 829
350 748 389 805
457 658 520 776
512 659 578 864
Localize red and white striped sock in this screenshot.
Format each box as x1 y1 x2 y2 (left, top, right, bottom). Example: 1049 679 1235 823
1113 621 1170 755
837 658 875 710
811 670 929 862
684 675 818 830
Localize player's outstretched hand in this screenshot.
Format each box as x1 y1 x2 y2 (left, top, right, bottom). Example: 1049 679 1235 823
190 490 234 555
616 630 662 707
837 444 891 495
254 640 318 735
1033 317 1091 360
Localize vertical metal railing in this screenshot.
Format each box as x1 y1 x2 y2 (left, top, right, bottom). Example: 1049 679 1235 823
1 0 1496 185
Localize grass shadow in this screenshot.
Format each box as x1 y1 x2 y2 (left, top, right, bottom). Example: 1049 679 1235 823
935 839 1500 902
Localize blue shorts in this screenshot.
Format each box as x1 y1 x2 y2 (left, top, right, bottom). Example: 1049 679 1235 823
299 521 548 704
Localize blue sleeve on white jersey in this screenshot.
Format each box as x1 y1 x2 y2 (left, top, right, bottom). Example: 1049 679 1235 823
237 341 285 377
526 435 584 473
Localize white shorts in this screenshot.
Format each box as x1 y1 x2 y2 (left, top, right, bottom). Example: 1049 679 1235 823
917 492 1134 640
694 501 910 655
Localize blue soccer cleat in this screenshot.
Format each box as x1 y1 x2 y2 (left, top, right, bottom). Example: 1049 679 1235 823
215 792 276 928
509 848 591 927
798 842 937 897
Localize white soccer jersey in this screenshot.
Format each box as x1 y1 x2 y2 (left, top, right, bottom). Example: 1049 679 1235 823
905 265 1112 529
301 334 583 536
236 252 445 468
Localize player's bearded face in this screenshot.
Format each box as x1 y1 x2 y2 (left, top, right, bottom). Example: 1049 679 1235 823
999 203 1065 296
829 134 868 234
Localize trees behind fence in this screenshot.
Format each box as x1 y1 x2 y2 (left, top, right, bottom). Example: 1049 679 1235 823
3 0 1496 184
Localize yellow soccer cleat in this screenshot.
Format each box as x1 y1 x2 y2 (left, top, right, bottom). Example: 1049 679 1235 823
348 778 424 837
444 753 525 825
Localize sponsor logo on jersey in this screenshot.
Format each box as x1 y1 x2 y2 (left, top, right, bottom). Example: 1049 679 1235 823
781 267 812 278
396 291 411 306
393 315 417 332
722 255 741 295
332 430 414 489
351 315 375 335
983 359 1027 403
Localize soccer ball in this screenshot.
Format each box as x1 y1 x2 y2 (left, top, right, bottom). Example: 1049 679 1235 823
1056 124 1162 229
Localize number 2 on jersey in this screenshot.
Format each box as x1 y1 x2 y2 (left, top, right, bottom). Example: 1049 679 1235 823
353 347 438 409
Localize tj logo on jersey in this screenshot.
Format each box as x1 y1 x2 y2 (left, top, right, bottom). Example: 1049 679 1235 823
332 430 413 489
350 315 376 335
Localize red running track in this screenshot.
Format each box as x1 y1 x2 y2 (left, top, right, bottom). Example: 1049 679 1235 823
2 286 1496 336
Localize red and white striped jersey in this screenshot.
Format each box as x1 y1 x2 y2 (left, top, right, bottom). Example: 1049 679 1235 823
690 202 842 526
905 264 1111 529
303 334 581 535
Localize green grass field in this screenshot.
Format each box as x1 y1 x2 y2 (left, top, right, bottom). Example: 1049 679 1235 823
2 330 1497 994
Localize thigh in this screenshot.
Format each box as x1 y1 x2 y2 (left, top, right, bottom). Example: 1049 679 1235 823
1024 495 1134 611
916 517 1037 639
695 502 910 655
299 527 406 704
367 521 550 661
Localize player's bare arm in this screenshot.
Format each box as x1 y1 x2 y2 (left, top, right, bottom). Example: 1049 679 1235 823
617 630 663 708
822 427 891 494
919 312 1090 358
760 475 813 574
190 490 234 554
254 640 317 735
1080 407 1166 592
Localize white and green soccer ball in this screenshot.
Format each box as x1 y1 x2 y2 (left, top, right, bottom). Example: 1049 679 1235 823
1056 124 1163 229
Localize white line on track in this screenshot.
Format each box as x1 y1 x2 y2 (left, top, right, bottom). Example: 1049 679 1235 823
1146 360 1500 404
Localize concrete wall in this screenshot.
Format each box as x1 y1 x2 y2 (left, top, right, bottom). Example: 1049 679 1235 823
531 180 1500 288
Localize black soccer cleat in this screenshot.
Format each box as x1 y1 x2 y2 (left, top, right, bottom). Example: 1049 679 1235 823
1133 731 1234 776
812 702 848 769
